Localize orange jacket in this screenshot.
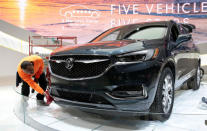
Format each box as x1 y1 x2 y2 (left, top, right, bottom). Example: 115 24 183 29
17 55 45 95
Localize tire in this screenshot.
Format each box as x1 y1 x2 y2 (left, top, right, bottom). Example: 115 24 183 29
187 64 201 90
150 67 175 121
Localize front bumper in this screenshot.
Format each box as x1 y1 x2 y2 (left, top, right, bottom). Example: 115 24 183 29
49 60 162 113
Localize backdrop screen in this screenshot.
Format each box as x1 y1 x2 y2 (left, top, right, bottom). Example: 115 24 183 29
0 0 207 44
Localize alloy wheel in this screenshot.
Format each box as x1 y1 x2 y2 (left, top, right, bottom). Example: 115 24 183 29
162 75 173 114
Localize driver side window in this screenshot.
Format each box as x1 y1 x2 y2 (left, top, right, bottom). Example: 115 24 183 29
170 25 179 42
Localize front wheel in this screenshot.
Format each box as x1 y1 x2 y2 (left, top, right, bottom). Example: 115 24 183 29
150 67 175 121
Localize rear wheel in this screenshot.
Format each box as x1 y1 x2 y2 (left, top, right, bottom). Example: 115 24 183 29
150 67 174 121
187 65 201 90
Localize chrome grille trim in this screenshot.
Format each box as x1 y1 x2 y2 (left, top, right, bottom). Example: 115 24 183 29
51 59 109 64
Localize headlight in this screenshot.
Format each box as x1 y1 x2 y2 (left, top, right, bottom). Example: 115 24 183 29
117 48 159 62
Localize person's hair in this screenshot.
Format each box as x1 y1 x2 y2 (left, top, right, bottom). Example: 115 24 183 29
21 61 33 70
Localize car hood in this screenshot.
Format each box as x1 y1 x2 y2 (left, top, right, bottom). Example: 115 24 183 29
51 40 162 56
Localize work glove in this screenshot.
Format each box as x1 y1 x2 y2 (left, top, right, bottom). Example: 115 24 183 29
44 90 54 105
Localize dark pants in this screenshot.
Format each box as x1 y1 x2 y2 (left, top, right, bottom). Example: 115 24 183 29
16 72 47 100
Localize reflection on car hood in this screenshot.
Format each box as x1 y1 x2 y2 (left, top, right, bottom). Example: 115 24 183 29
52 40 159 56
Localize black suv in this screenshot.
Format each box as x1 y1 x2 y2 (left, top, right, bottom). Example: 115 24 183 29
48 21 200 120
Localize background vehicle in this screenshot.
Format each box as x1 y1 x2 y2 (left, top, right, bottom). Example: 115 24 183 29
48 21 200 120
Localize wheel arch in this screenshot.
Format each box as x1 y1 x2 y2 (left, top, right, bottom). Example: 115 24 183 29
149 58 176 107
163 61 176 80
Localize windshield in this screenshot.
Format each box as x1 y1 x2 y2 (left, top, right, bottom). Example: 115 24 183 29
125 27 167 40
91 26 167 42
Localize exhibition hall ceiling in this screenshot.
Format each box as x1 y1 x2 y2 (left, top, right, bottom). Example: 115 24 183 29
0 0 207 43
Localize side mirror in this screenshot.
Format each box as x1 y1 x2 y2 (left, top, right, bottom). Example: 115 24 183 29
181 24 196 33
176 34 192 45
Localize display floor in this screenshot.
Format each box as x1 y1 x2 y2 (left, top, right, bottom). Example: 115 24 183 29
0 85 36 131
13 83 207 131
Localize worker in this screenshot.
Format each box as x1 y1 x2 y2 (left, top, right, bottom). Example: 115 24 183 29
16 55 53 105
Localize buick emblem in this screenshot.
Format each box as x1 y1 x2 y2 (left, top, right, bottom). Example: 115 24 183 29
65 58 74 70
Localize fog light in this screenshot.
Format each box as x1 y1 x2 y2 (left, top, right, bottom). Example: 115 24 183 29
126 91 142 95
112 91 142 98
106 85 148 100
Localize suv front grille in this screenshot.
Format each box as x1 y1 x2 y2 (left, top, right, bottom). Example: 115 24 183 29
49 55 111 79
